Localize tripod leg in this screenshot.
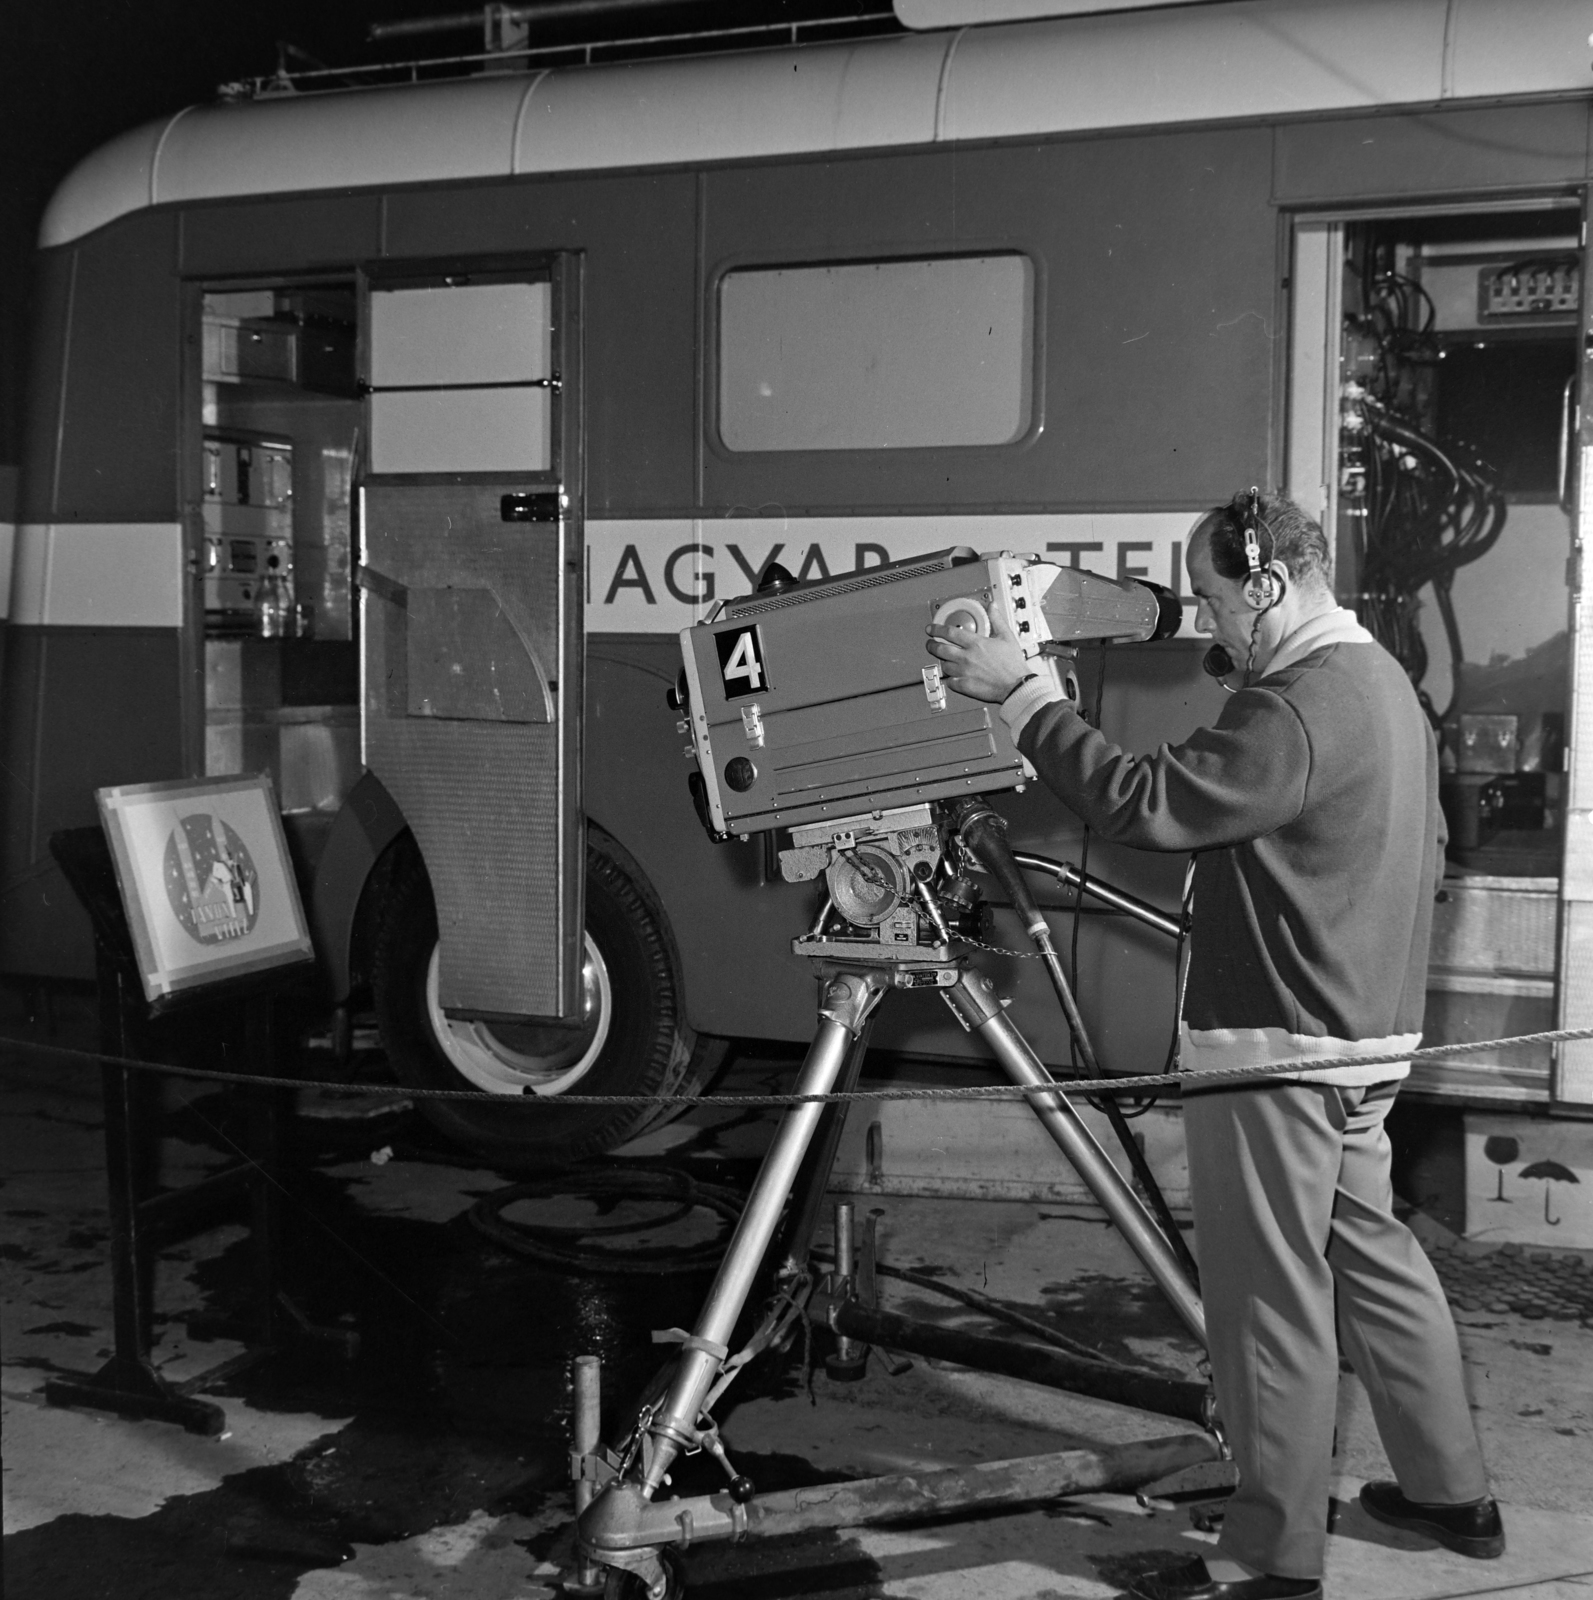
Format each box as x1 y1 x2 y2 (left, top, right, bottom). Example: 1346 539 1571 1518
945 970 1207 1349
634 969 887 1496
772 1017 875 1279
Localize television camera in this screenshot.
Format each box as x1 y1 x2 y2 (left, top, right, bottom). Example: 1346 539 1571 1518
578 551 1208 1597
679 546 1180 835
676 545 1180 970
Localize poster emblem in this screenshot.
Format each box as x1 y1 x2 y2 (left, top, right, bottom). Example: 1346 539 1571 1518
163 813 260 944
715 626 770 700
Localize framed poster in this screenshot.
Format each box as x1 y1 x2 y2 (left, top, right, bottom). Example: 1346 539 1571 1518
96 773 314 1004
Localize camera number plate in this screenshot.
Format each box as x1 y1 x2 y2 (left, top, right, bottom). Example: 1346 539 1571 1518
715 625 771 699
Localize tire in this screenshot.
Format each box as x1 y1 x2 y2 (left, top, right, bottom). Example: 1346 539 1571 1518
371 827 727 1169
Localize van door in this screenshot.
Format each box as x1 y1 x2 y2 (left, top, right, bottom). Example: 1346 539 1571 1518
1557 200 1593 1108
359 259 583 1022
1288 204 1587 1109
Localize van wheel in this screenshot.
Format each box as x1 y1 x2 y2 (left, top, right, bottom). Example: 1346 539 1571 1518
371 828 727 1169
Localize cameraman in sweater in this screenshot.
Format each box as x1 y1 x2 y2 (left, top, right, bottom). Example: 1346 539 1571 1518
927 491 1500 1600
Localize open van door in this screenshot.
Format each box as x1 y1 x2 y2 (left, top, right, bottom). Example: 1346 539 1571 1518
359 259 583 1024
1556 199 1593 1109
1289 204 1589 1111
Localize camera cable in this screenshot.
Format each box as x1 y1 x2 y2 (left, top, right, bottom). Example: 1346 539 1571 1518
946 798 1200 1288
1069 642 1108 1067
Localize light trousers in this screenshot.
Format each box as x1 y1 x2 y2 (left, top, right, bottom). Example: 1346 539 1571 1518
1183 1079 1489 1578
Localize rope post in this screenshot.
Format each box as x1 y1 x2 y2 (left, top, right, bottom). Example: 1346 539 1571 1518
826 1201 868 1381
568 1354 605 1595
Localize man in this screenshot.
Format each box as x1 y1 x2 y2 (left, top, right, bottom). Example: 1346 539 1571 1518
927 492 1502 1600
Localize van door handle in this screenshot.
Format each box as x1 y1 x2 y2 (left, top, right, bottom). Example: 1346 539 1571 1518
501 491 565 523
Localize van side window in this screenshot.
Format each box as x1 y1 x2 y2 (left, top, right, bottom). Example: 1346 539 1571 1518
718 255 1034 452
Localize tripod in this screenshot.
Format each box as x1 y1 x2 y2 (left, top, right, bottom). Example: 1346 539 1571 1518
580 928 1209 1595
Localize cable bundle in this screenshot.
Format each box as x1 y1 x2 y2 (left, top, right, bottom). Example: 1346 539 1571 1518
1342 267 1508 721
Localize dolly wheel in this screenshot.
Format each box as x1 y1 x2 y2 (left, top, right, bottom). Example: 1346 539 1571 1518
602 1551 683 1599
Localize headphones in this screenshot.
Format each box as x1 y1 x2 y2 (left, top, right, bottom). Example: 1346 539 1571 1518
1240 486 1276 610
1200 487 1279 685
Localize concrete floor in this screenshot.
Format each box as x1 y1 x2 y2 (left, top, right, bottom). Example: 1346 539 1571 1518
3 1041 1592 1600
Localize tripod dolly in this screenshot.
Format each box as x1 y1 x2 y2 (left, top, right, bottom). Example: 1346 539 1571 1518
577 796 1216 1597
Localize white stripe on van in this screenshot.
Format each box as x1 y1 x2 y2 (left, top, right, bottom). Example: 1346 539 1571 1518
10 523 185 628
584 513 1206 636
0 522 14 623
4 512 1207 635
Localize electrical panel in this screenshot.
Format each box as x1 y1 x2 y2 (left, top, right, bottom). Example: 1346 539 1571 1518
1478 258 1579 321
203 435 295 636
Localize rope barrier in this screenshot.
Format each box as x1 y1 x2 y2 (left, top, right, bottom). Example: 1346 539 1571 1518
2 1026 1587 1108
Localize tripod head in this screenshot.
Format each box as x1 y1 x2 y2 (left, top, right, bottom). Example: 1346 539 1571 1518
782 800 965 958
779 796 1017 965
781 792 1181 966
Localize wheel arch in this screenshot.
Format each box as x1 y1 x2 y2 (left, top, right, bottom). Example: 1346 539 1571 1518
310 770 686 1019
308 769 410 1002
371 810 724 1168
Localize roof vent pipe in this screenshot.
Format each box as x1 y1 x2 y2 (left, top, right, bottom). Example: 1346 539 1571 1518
895 0 1226 27
370 0 710 48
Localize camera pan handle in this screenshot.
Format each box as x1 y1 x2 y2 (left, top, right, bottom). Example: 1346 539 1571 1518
1012 853 1185 940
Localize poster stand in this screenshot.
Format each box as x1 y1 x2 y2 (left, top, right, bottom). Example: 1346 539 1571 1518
42 813 353 1437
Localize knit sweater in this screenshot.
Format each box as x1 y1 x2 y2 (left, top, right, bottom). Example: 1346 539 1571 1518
1006 609 1444 1087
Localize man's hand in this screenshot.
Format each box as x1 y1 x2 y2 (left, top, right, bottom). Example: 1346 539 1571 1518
925 610 1029 704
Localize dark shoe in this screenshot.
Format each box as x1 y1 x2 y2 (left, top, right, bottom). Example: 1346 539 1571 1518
1358 1481 1505 1558
1127 1557 1322 1600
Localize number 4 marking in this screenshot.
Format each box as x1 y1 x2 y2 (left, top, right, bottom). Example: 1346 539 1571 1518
724 631 762 689
716 626 770 699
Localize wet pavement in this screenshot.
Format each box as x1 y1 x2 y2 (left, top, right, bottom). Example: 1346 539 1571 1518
3 1023 1592 1600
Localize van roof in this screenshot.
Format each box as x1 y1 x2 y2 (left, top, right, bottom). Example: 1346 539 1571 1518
42 0 1593 249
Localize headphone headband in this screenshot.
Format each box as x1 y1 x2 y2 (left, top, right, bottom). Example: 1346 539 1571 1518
1241 486 1264 577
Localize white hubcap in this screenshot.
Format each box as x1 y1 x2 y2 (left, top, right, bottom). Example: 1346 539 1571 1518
424 933 612 1096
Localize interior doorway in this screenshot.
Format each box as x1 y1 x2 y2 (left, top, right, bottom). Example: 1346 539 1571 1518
1288 202 1584 1106
196 281 362 817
